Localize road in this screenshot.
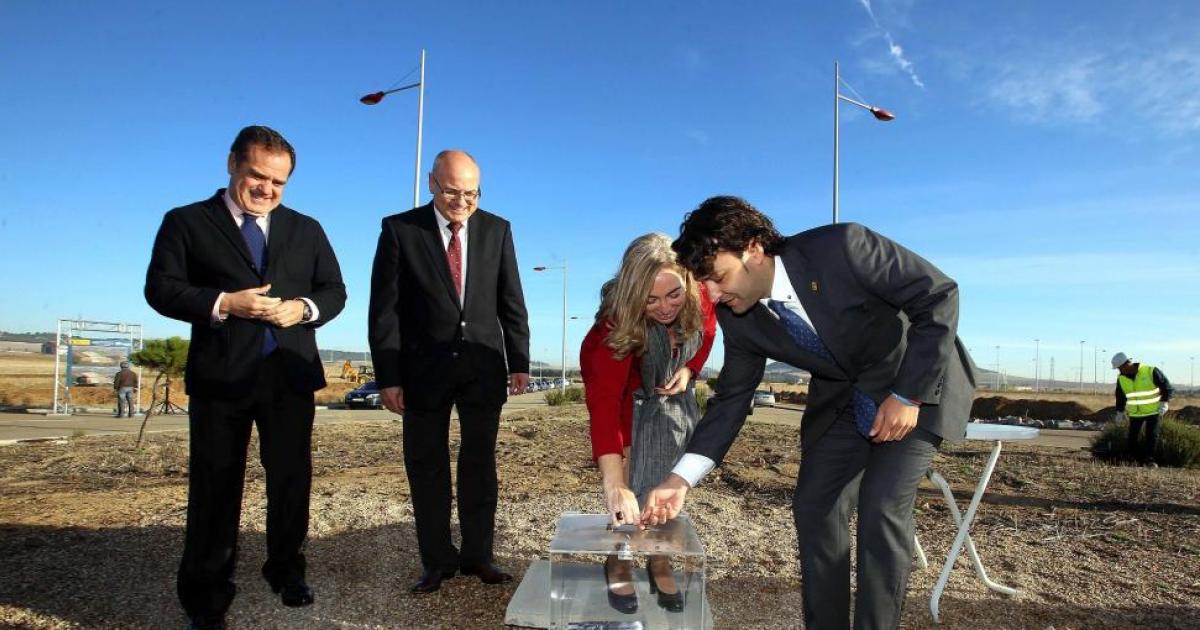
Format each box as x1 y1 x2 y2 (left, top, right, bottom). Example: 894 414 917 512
0 397 1096 450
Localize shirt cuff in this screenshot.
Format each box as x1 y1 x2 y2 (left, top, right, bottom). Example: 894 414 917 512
211 292 227 324
890 392 921 407
672 453 715 488
298 297 320 322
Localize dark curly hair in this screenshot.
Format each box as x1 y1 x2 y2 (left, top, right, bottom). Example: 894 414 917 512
230 125 296 175
672 196 785 277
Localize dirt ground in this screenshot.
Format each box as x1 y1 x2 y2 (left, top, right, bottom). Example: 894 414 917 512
1 403 1197 629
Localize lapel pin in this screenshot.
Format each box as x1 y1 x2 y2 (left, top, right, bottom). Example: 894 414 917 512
810 281 818 292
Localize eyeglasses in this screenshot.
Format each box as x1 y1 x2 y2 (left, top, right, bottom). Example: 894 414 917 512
434 178 481 203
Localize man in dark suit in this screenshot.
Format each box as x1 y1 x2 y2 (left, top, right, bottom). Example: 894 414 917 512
643 196 976 630
368 149 530 594
145 125 346 630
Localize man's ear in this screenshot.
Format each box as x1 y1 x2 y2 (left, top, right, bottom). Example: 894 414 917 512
745 239 766 263
226 152 237 176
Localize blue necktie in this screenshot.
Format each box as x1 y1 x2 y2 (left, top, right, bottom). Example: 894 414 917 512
767 299 876 438
239 216 277 356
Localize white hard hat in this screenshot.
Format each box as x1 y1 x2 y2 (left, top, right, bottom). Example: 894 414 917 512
1110 352 1129 369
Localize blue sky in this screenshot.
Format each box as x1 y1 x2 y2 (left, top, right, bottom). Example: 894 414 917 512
2 1 1197 385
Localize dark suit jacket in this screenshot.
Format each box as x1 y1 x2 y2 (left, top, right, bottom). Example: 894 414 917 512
368 204 530 410
690 223 977 465
145 190 347 399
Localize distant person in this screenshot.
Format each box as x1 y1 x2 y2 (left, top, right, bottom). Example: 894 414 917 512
113 361 138 418
145 125 346 630
1111 352 1173 468
579 233 716 614
368 150 530 594
641 196 978 630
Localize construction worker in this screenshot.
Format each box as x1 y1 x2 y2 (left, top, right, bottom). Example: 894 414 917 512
1111 352 1173 467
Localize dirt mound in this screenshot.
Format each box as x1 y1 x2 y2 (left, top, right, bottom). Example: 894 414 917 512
971 396 1094 420
1171 405 1200 426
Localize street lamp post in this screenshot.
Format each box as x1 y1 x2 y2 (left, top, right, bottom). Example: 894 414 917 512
1079 341 1086 394
1093 346 1106 393
994 345 1001 391
833 61 895 224
1033 338 1040 393
534 261 568 393
360 49 427 209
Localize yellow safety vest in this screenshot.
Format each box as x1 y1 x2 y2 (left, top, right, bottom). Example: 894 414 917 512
1118 364 1161 418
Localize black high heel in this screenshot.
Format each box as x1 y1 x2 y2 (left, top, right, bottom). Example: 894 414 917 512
604 556 638 614
646 564 685 613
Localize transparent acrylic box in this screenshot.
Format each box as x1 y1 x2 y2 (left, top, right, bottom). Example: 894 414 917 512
549 512 709 630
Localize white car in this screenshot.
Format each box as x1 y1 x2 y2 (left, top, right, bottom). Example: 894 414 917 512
753 390 776 407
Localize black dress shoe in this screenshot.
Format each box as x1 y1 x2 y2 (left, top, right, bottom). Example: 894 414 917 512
267 577 314 607
604 556 637 614
186 615 226 630
411 568 457 594
460 562 513 584
646 565 684 613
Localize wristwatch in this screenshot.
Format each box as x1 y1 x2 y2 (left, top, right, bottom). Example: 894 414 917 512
299 300 313 323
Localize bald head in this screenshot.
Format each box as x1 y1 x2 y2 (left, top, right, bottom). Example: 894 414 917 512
428 149 482 223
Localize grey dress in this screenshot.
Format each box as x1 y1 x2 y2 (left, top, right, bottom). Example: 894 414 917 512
627 322 703 505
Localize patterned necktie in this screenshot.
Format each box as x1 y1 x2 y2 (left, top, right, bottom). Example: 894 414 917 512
446 221 463 299
767 299 876 437
239 215 277 356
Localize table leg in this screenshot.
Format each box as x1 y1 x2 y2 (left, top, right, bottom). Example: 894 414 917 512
913 534 929 570
928 440 1018 623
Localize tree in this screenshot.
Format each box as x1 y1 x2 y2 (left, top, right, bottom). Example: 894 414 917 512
130 336 189 447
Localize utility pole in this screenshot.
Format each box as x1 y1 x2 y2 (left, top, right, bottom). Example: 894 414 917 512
994 345 1001 391
1033 338 1040 393
1079 340 1086 394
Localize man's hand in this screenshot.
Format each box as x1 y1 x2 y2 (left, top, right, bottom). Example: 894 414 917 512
639 473 690 527
380 386 405 415
509 372 530 395
1161 401 1169 414
221 284 280 319
654 366 692 396
261 299 306 328
1114 410 1127 423
870 396 919 443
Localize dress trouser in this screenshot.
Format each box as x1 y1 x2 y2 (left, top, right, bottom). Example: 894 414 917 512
402 361 503 572
793 413 942 630
1127 413 1162 463
117 386 136 417
177 353 315 619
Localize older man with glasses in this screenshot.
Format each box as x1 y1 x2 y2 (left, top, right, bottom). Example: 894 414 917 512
368 149 531 594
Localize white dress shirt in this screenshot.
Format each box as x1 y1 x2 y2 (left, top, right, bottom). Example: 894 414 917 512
671 256 821 488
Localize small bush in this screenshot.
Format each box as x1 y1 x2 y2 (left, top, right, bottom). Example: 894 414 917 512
1091 417 1200 469
545 386 585 406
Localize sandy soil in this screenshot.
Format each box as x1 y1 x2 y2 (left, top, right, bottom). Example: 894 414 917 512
1 403 1197 629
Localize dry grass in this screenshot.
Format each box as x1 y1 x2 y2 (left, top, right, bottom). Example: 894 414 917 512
1 405 1197 629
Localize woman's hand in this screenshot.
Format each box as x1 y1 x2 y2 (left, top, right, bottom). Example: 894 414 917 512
605 482 642 527
654 366 692 396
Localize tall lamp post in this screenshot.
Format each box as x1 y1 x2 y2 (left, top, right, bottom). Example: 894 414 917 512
534 261 568 393
1078 340 1086 394
834 61 895 224
360 49 427 209
1093 346 1106 393
994 345 1001 391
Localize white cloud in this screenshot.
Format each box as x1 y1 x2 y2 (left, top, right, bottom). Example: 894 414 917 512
853 0 925 88
981 46 1200 136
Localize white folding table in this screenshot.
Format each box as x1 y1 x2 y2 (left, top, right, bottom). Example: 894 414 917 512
912 423 1040 623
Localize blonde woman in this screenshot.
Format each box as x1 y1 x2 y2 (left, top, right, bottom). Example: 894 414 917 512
579 233 717 614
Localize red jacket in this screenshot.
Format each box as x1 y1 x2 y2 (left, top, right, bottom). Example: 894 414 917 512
580 289 717 462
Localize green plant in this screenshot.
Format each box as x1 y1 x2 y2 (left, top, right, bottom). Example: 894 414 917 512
1091 416 1200 469
695 385 710 414
545 386 585 406
129 336 189 447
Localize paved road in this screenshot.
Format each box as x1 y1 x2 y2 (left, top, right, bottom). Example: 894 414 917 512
0 396 1096 450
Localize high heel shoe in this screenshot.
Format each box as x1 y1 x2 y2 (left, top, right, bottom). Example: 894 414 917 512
646 565 685 613
604 556 638 614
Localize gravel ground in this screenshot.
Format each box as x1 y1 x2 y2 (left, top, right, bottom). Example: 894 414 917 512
1 405 1198 629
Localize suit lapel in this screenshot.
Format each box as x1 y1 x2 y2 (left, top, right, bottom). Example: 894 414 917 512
265 206 295 280
418 205 462 310
202 191 256 271
751 304 845 379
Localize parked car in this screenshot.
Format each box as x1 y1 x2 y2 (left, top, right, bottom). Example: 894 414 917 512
753 390 776 407
344 381 382 409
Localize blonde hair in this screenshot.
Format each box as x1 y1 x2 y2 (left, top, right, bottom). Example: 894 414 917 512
596 233 703 360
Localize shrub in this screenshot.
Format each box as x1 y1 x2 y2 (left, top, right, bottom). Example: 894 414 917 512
1091 417 1200 469
694 385 710 414
545 386 585 406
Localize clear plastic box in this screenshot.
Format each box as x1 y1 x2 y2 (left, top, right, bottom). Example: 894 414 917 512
548 513 709 630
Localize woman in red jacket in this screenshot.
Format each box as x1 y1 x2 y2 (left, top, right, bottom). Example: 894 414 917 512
579 232 716 614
